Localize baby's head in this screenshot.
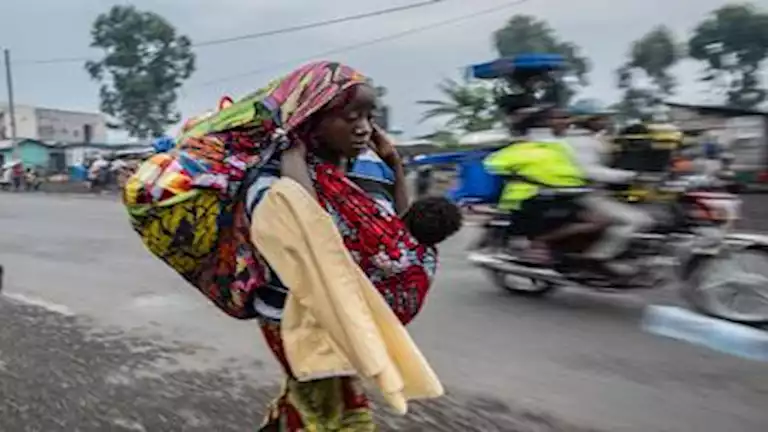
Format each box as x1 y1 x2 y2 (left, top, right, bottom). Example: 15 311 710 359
402 196 463 247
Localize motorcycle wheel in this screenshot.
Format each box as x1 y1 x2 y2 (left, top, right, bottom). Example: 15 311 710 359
487 269 557 297
681 245 768 325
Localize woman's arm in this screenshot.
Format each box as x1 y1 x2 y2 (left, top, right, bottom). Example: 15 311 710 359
390 160 409 215
371 125 410 214
280 142 317 200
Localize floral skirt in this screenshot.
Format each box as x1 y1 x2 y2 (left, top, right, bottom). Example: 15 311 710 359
259 321 376 431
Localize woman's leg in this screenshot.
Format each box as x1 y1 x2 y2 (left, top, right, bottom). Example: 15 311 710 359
258 321 375 432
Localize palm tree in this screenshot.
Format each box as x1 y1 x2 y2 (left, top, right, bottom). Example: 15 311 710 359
417 79 499 133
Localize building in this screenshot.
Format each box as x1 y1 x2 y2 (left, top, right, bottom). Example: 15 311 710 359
0 104 107 144
60 142 151 169
665 102 768 183
0 139 55 170
0 139 150 174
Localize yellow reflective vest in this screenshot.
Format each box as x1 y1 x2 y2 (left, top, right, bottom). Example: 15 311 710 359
484 140 587 210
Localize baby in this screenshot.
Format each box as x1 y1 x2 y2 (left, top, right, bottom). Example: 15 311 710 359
347 149 463 247
402 195 463 247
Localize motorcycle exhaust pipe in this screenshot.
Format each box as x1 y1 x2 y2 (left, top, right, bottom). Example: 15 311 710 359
468 253 566 284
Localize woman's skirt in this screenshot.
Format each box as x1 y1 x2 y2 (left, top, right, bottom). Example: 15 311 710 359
258 321 376 431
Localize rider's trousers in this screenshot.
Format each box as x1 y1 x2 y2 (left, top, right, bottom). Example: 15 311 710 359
579 192 654 261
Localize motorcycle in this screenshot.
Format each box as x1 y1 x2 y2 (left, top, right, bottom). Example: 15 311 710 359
467 175 768 325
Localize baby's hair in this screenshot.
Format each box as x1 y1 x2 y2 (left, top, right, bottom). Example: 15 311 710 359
403 196 463 246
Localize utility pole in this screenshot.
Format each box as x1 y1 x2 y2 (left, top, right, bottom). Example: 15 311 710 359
3 48 18 155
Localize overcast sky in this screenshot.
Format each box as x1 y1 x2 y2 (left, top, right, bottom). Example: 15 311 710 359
1 0 766 141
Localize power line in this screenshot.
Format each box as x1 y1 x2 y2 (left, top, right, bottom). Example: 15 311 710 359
193 0 531 89
14 56 94 66
194 0 448 48
13 0 449 65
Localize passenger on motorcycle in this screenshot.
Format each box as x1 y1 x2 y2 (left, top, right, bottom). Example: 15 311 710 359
567 110 654 276
483 103 609 264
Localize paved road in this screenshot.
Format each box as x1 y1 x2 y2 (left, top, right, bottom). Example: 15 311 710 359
0 193 767 431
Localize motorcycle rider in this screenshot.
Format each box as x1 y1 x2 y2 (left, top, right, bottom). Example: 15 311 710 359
484 100 609 264
566 108 655 276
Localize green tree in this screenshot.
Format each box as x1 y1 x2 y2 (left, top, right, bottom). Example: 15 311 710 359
417 79 498 133
85 5 196 139
493 15 590 101
688 3 768 109
617 26 682 121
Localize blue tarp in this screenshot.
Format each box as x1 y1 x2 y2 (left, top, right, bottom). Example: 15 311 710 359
410 151 469 166
153 136 175 153
70 165 88 182
448 150 504 204
468 54 566 79
408 148 505 205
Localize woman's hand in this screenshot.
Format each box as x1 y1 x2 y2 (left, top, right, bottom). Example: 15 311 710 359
371 124 401 168
370 124 410 213
280 139 316 199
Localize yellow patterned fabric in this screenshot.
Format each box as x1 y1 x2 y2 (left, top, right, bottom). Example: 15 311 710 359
130 190 220 276
259 321 375 431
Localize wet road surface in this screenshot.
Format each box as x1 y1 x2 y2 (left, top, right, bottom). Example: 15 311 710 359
0 192 766 431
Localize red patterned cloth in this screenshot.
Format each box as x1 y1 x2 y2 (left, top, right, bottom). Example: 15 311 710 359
312 161 436 324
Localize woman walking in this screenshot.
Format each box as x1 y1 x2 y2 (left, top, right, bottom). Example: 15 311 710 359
124 62 460 431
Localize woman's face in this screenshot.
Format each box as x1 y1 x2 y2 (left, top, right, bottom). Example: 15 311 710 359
314 85 377 159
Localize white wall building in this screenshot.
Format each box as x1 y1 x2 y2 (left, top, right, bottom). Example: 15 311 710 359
0 104 107 144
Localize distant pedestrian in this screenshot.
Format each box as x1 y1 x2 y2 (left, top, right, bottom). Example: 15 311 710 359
88 155 109 192
11 161 23 191
25 168 41 191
